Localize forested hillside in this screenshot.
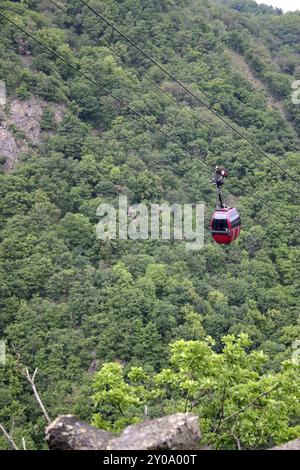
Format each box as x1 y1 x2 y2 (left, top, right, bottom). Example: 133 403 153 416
0 0 299 450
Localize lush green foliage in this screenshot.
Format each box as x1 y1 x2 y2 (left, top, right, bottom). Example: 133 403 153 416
92 335 300 449
0 0 299 450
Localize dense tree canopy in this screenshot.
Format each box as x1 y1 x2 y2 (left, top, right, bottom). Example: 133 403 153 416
91 335 300 449
0 0 299 450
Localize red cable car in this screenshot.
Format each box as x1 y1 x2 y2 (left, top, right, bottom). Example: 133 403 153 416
210 207 241 244
210 166 241 245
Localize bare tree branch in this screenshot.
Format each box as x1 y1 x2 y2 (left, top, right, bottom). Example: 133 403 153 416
24 368 51 425
12 347 51 424
216 387 276 429
22 437 27 450
213 384 227 433
32 367 38 382
0 423 19 450
230 429 241 450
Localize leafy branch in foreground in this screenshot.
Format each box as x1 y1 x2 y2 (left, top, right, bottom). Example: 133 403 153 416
92 334 300 450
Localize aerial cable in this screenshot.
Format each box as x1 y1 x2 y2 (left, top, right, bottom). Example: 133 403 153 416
0 11 292 223
79 0 300 186
49 0 213 133
50 1 300 200
0 11 214 177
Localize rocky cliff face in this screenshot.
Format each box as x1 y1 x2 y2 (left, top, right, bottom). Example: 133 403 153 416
0 97 65 171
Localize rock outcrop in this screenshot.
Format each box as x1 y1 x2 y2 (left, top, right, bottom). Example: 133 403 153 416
107 413 200 450
271 438 300 450
45 414 300 451
45 415 116 450
0 97 65 171
46 413 201 451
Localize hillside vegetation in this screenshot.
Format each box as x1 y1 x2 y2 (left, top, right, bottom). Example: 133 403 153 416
0 0 299 449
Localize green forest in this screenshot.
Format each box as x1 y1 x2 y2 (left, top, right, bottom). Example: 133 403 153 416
0 0 299 450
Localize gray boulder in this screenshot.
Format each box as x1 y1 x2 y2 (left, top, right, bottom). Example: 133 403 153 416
271 438 300 450
108 413 200 450
46 413 201 450
46 415 116 450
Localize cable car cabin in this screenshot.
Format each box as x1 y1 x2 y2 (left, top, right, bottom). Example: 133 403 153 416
210 207 241 244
